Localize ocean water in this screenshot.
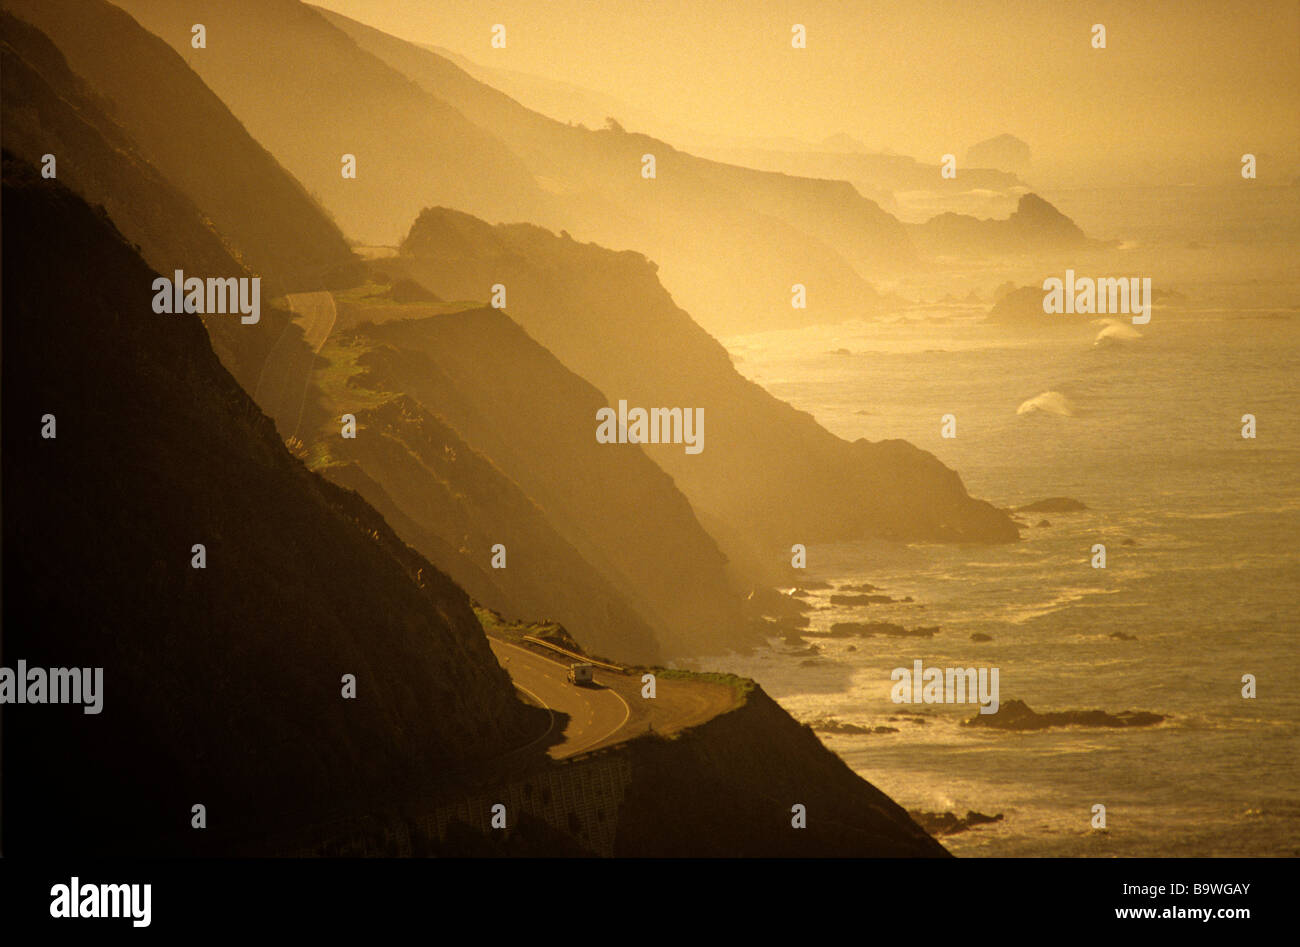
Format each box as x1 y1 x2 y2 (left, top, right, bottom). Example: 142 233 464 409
711 225 1300 855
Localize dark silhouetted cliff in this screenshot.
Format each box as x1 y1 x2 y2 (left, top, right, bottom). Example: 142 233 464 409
6 0 358 292
2 157 543 854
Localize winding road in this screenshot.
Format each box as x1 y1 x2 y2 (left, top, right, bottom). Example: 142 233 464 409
283 291 336 440
488 639 630 759
487 638 739 761
286 290 337 354
253 290 337 442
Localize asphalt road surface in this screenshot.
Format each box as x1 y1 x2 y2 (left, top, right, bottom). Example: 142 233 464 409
285 290 337 354
488 638 737 760
252 290 338 441
282 290 336 439
489 639 630 759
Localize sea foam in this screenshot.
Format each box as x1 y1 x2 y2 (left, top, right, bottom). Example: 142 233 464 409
1016 390 1074 416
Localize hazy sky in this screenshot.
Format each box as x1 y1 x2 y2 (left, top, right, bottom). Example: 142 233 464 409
314 0 1300 184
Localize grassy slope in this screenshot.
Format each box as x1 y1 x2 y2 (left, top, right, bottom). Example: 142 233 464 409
302 317 667 663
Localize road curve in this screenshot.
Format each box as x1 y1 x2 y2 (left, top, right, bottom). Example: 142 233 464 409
488 638 630 759
283 290 337 440
286 290 337 354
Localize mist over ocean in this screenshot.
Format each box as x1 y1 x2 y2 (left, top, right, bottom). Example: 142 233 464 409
714 184 1300 856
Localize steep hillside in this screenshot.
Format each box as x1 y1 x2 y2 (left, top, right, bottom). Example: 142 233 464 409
311 4 914 266
0 12 236 282
277 675 950 857
1 4 748 662
4 0 358 293
311 300 751 659
615 685 948 856
910 193 1094 255
0 11 315 417
395 208 1020 575
304 358 664 663
1 156 543 854
108 0 545 246
695 140 1024 217
324 10 1092 280
314 3 921 333
110 0 905 335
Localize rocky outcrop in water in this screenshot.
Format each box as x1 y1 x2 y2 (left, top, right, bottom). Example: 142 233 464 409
817 622 939 638
964 699 1164 731
909 810 1005 836
1016 497 1089 513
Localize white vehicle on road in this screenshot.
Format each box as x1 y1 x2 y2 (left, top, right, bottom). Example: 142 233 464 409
566 663 595 686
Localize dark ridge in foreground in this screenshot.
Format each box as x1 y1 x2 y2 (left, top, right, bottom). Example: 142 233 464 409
1 155 542 855
266 683 949 858
0 9 323 420
3 157 948 858
6 0 359 293
611 687 948 856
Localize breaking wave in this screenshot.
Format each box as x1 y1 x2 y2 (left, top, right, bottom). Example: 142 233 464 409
1016 390 1074 416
